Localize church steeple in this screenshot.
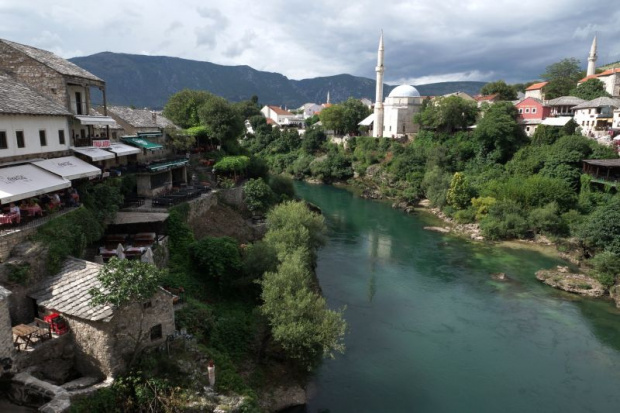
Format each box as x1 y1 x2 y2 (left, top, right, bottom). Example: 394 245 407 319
587 35 598 77
373 30 385 138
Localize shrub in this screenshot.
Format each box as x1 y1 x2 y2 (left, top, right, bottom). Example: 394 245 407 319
454 207 476 224
589 251 620 288
189 236 241 288
243 178 276 213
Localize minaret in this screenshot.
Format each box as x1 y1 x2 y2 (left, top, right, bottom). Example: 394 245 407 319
373 31 385 138
326 91 330 105
587 35 597 77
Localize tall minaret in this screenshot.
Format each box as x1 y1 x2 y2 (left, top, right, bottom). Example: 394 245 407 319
373 31 385 138
326 91 330 105
587 35 598 77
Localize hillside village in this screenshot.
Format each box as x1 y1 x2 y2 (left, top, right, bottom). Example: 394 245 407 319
0 32 619 412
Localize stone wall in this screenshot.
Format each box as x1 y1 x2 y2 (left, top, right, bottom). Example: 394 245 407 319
0 286 14 360
187 191 218 224
0 226 39 263
13 333 77 384
0 42 68 109
64 289 175 378
216 187 245 210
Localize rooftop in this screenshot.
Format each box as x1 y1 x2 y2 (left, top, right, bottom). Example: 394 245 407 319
29 257 115 322
573 97 620 110
107 106 177 129
265 105 294 116
583 159 620 167
546 96 586 106
526 82 548 91
0 73 71 116
0 38 102 82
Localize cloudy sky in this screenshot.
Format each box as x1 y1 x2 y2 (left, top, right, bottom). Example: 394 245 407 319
1 0 619 85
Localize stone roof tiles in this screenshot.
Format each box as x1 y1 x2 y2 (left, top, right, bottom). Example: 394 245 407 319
107 106 177 129
573 97 620 110
0 39 103 82
545 96 586 107
29 258 115 322
0 73 71 116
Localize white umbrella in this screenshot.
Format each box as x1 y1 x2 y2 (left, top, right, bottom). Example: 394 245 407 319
116 243 125 260
141 247 154 264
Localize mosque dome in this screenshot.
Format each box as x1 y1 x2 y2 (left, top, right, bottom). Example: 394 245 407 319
388 85 421 98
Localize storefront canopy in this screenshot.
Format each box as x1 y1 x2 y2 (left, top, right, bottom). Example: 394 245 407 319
71 146 116 161
32 156 101 180
74 115 117 126
136 131 163 138
146 159 188 173
0 164 71 204
122 136 164 151
106 142 141 157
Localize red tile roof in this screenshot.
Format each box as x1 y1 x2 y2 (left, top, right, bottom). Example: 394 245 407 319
474 93 499 102
578 68 620 83
267 105 294 116
525 82 548 91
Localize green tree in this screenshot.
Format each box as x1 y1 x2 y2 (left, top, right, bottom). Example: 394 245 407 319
569 78 611 100
473 102 527 163
578 196 620 255
243 178 277 213
446 172 473 210
589 251 620 288
163 89 213 129
541 58 584 99
319 105 346 135
302 127 327 153
479 80 517 100
189 236 242 287
197 95 245 151
89 258 166 366
414 96 478 132
319 98 371 136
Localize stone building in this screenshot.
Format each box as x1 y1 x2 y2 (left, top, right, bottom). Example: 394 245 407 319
0 285 14 361
29 257 175 378
0 38 115 144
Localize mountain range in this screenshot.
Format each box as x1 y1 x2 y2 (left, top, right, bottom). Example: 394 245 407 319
69 52 486 109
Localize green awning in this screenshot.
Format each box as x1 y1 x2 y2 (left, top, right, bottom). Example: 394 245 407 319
146 159 188 172
137 131 163 138
122 136 163 151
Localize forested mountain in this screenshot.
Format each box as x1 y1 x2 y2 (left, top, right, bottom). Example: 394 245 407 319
69 52 485 109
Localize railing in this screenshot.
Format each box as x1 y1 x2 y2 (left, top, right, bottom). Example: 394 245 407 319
0 206 79 238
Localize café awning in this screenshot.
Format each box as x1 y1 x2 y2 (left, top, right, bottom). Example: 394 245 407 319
122 136 164 151
0 164 71 204
74 115 117 126
32 156 101 180
146 159 188 172
137 131 163 138
106 142 141 157
71 146 116 161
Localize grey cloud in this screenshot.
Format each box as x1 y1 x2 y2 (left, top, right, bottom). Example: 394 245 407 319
223 30 256 58
195 26 217 49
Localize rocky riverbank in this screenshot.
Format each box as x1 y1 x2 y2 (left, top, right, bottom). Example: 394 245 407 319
536 266 606 297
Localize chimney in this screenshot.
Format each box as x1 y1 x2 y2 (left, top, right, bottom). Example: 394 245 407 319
151 110 157 124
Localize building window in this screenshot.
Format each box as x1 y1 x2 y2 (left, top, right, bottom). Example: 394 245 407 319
58 130 65 145
526 127 530 132
518 108 523 114
150 324 163 341
39 130 47 146
525 108 530 113
532 108 537 114
0 131 7 149
16 131 25 148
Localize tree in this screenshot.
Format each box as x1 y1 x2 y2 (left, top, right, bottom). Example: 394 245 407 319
578 196 620 255
414 96 478 132
570 78 611 100
446 172 473 210
89 258 165 366
163 89 213 129
319 105 346 135
541 58 584 99
479 80 517 100
301 127 327 153
233 98 262 120
319 98 371 136
197 95 245 151
243 178 277 213
473 102 527 163
189 236 242 286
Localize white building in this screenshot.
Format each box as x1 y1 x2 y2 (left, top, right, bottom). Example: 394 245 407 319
546 96 585 117
299 103 323 119
573 97 620 140
382 85 423 137
524 82 548 101
260 105 303 127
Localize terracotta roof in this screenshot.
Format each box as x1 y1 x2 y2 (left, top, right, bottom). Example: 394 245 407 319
525 82 548 91
474 93 499 102
0 72 71 116
266 118 277 125
578 68 620 83
29 258 115 322
266 105 294 116
0 39 102 82
516 97 544 106
108 106 177 129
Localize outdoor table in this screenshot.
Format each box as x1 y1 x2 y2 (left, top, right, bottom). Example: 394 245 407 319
135 232 156 242
0 212 18 225
125 246 145 258
12 324 48 351
20 205 43 217
99 246 119 258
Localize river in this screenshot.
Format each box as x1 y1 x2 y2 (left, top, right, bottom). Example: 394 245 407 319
295 182 620 413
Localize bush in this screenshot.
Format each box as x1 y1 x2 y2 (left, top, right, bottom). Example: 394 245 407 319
479 200 529 240
189 236 241 288
268 175 296 201
454 207 476 224
528 202 568 237
589 251 620 288
243 178 276 213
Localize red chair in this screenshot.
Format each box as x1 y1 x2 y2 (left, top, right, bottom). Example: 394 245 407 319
43 313 68 335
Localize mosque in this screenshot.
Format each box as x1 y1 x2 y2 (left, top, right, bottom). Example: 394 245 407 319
360 32 424 138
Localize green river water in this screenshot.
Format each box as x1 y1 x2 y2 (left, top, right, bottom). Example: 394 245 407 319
295 182 620 413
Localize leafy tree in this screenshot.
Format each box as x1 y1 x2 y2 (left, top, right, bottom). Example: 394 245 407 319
189 236 242 287
268 175 296 201
241 240 278 281
479 199 529 240
319 98 370 135
569 78 611 100
414 96 478 132
198 95 245 151
232 98 262 120
473 102 527 163
422 166 452 207
541 58 584 99
479 80 517 100
214 155 250 179
89 258 166 366
589 251 620 288
578 196 620 255
163 89 213 129
319 105 346 135
446 172 473 210
243 178 277 213
302 127 327 153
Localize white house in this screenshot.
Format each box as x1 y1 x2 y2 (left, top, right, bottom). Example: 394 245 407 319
299 103 323 119
545 96 585 117
524 82 548 101
260 105 303 127
572 97 620 140
0 73 72 164
577 68 620 97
